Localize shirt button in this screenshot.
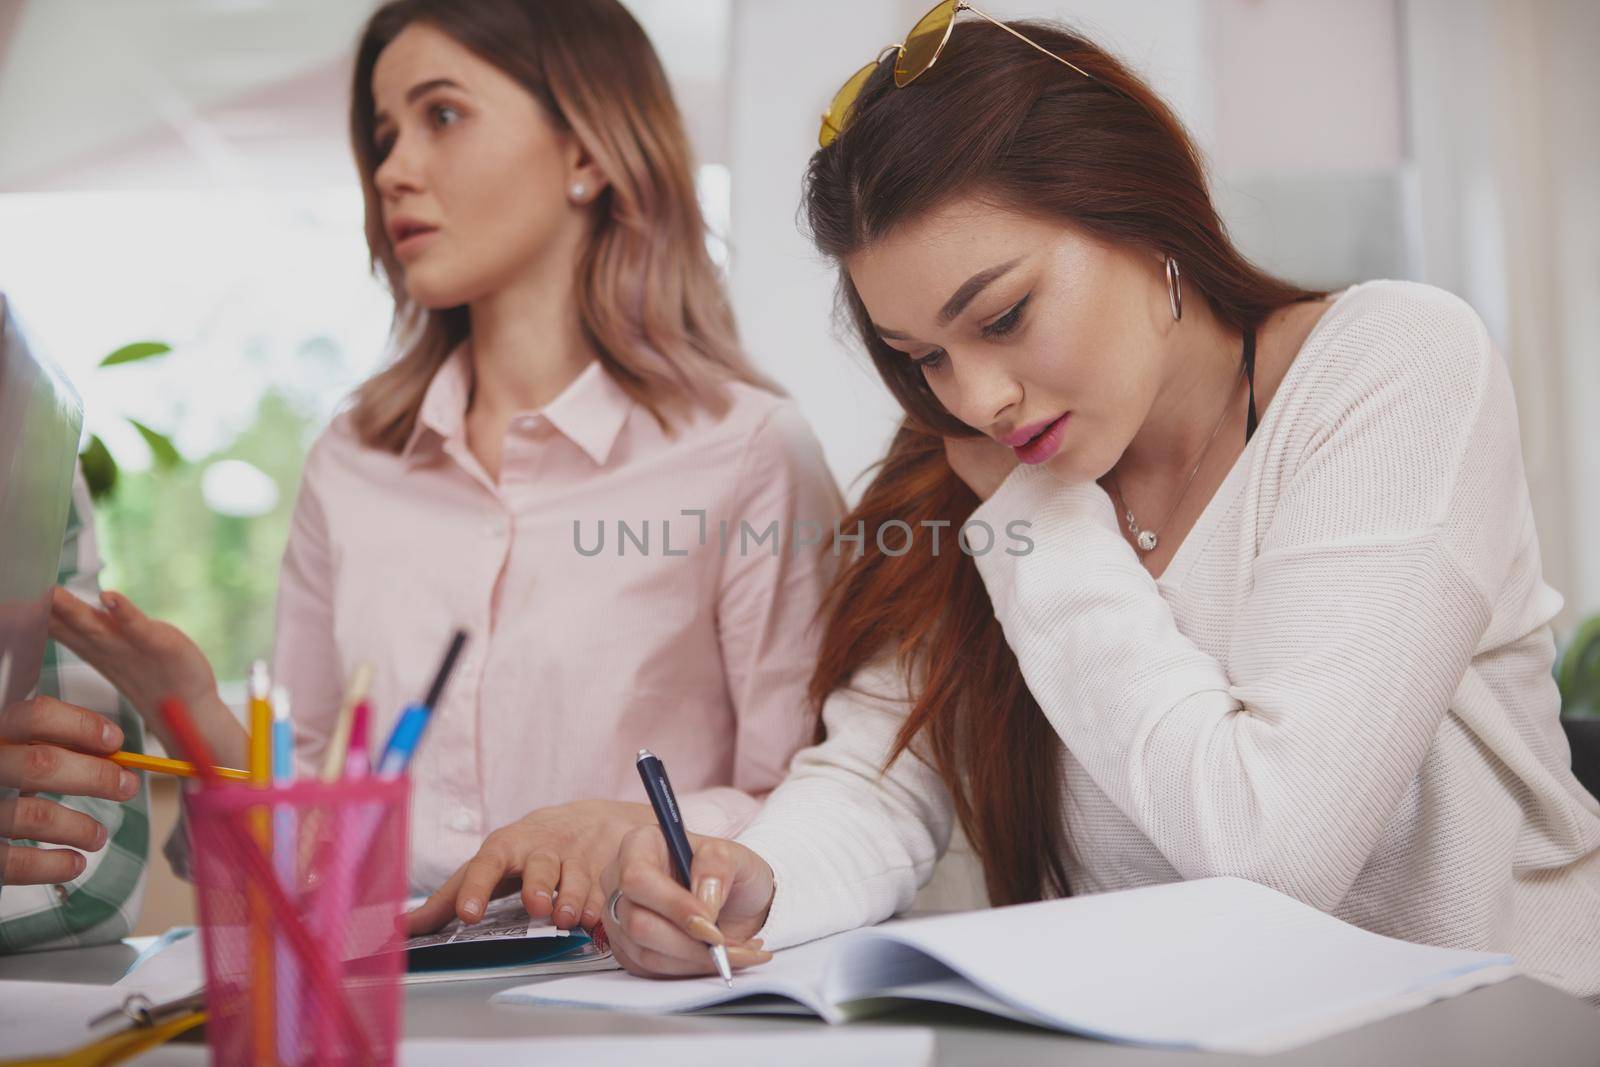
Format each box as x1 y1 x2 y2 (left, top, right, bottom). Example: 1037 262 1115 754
53 884 70 902
451 810 474 833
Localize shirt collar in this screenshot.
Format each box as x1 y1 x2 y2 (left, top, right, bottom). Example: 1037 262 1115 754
401 342 472 463
400 343 634 467
539 357 635 466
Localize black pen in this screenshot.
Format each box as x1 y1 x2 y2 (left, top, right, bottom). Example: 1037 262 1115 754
635 748 734 986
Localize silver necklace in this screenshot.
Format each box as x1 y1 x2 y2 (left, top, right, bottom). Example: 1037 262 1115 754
1106 361 1245 554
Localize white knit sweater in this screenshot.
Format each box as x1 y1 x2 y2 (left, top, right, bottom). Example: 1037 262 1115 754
738 280 1600 1004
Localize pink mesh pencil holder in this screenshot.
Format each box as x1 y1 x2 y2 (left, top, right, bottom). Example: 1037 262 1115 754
184 775 409 1067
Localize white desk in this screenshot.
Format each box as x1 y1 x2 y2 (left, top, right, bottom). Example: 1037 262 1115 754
2 938 1597 1065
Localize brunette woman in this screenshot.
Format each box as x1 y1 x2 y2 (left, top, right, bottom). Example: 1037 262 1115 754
600 7 1600 1002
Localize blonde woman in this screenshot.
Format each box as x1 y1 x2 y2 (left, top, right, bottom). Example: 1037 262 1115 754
51 0 841 945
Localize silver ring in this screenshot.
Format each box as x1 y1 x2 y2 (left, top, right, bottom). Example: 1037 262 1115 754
606 888 625 927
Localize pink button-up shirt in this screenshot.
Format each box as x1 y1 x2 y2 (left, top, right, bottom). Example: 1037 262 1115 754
273 345 844 890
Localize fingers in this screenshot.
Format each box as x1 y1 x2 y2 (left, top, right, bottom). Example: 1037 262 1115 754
579 882 607 933
552 859 591 931
454 845 516 923
518 852 560 922
0 795 109 851
99 589 148 626
0 740 139 799
404 866 469 935
49 584 107 642
613 890 722 961
688 838 740 923
612 827 747 954
1 842 88 886
614 827 708 933
600 828 780 978
0 695 122 754
609 892 772 977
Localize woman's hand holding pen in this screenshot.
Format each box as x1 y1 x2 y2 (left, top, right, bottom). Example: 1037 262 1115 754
600 826 775 978
48 586 247 770
403 799 658 935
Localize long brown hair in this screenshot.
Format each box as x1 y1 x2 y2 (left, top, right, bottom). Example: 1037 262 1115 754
804 21 1323 905
347 0 777 452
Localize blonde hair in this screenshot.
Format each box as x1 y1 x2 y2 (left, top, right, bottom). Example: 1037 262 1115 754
347 0 777 452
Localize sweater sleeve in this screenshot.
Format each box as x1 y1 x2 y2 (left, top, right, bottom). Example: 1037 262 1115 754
969 289 1521 912
735 659 955 950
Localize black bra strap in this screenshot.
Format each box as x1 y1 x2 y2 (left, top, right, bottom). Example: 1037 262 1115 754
1243 326 1258 444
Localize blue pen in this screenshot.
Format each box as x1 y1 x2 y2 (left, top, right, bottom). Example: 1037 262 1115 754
636 748 734 986
269 686 300 1064
377 630 468 777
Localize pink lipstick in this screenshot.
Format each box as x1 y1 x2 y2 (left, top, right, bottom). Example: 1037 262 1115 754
1008 412 1069 465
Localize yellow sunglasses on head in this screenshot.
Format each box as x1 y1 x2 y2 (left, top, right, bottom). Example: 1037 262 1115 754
818 0 1098 148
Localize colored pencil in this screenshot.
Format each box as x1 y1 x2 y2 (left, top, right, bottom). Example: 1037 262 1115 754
246 662 275 1067
110 750 249 782
318 662 373 783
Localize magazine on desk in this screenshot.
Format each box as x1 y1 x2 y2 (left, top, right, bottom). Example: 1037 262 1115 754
390 895 620 984
119 897 619 994
492 876 1519 1054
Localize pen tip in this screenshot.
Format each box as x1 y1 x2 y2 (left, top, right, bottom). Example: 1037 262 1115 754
724 977 733 988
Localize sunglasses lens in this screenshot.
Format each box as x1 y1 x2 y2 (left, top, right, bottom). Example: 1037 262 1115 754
895 0 958 87
819 60 880 148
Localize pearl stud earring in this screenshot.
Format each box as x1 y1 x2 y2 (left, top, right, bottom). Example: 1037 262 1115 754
570 182 587 201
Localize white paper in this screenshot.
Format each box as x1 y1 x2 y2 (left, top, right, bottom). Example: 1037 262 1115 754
0 980 130 1059
495 934 847 1019
824 876 1518 1052
115 927 205 1003
497 876 1518 1054
399 1028 936 1067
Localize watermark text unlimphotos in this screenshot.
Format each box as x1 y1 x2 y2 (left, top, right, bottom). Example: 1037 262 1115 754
572 510 1033 558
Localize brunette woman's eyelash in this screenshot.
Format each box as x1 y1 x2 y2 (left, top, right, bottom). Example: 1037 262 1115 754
981 294 1030 339
914 349 946 371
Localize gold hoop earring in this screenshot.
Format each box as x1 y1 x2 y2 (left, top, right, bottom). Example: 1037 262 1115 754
1165 256 1182 322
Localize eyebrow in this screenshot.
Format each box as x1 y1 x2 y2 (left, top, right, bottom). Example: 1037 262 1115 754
872 256 1024 342
374 78 465 129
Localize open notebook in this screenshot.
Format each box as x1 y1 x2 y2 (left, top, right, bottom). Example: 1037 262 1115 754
494 877 1518 1054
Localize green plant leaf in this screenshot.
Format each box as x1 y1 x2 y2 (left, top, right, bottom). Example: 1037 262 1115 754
99 341 171 367
1556 615 1600 717
78 434 119 500
126 418 183 469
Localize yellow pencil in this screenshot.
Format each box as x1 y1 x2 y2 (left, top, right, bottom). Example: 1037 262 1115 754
247 661 276 1067
0 744 250 784
110 750 249 782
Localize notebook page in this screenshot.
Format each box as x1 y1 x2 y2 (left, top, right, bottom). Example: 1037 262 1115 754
493 933 846 1019
824 876 1516 1053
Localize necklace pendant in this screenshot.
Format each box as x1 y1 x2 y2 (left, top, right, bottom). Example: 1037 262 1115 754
1136 529 1159 552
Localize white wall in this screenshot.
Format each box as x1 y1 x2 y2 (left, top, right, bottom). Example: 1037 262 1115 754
724 0 909 501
